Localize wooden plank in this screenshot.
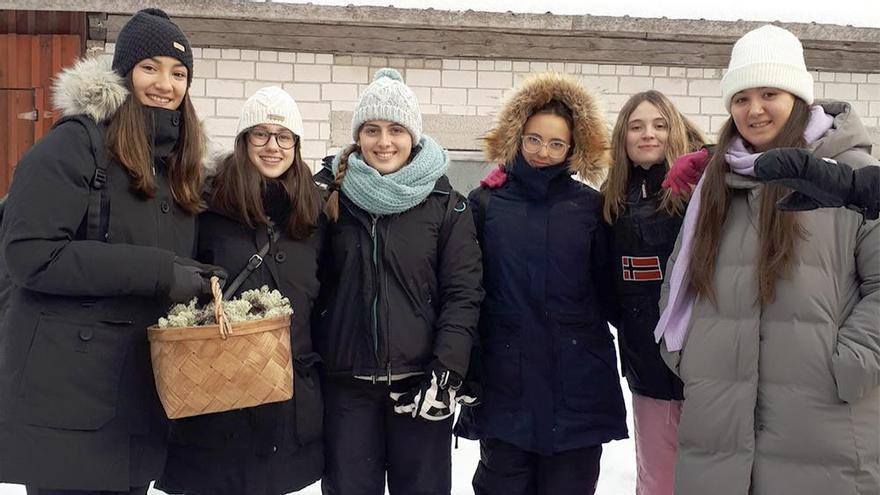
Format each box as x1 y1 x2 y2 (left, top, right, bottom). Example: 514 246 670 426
105 15 879 71
0 89 35 196
0 10 86 35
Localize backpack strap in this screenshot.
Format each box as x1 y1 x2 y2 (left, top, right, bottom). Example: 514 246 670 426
471 186 492 245
53 115 110 241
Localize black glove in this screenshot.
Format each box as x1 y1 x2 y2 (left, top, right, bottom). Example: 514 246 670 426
389 363 463 421
168 257 227 303
755 148 879 220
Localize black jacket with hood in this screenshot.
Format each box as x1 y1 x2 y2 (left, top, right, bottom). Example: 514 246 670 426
0 58 196 490
157 179 326 495
314 168 483 381
610 163 685 400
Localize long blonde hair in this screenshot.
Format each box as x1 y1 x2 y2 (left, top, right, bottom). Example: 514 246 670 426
602 90 706 223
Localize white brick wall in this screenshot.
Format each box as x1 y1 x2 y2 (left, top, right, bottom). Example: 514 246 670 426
100 42 880 168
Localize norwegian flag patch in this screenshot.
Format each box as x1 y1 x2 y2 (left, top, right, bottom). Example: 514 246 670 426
621 256 663 282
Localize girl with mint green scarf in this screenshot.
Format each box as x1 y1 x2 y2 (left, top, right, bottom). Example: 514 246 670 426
314 68 484 495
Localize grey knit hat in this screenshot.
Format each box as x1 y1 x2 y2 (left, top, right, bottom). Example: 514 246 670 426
351 68 422 143
112 8 194 86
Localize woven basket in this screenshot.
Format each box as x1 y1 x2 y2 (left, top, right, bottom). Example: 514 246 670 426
147 277 293 419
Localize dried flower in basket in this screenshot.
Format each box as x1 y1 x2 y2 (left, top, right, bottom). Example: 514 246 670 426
157 286 293 329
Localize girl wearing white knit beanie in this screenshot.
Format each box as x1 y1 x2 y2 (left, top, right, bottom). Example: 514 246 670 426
156 86 326 495
657 24 880 495
316 68 483 494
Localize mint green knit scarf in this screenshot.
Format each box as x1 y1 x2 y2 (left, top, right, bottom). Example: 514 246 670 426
332 135 449 215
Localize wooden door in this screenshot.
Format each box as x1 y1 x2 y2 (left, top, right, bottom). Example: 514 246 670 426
0 33 80 196
0 89 35 195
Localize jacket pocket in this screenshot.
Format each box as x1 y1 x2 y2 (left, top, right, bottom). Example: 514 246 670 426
18 313 129 430
556 318 619 413
483 315 522 407
293 352 323 446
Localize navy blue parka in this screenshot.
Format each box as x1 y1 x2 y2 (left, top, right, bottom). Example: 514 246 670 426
468 154 627 455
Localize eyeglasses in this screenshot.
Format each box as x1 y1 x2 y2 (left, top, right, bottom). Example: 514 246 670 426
521 135 571 159
247 128 296 150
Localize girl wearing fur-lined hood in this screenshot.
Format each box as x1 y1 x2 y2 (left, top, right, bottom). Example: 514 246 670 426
456 72 627 494
0 9 221 494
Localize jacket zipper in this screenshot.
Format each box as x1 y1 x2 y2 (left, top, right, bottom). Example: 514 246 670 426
369 214 382 381
641 179 648 199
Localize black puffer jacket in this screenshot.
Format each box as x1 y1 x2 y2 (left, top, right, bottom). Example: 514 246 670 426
315 172 483 380
0 59 193 490
158 182 326 494
611 163 684 400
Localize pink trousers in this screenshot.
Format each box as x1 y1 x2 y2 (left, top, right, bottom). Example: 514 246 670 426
632 393 683 495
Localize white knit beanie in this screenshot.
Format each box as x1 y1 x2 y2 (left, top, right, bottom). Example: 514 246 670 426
721 25 814 111
237 86 304 136
351 68 422 143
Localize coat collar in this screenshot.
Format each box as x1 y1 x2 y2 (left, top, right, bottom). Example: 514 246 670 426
52 57 128 122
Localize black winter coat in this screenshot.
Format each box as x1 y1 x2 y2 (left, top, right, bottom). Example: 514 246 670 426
610 164 685 400
0 110 192 490
157 185 325 494
315 174 483 380
466 156 627 455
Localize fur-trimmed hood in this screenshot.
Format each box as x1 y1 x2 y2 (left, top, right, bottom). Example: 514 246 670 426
483 72 610 184
52 56 128 122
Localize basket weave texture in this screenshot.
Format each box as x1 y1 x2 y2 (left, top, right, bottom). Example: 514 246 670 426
147 278 293 419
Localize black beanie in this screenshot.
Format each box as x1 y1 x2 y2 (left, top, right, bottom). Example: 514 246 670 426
112 8 194 86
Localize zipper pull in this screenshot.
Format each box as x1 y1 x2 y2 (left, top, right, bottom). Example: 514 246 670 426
641 179 647 199
386 362 392 385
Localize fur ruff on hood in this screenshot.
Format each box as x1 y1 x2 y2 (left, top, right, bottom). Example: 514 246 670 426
483 72 609 184
52 57 128 122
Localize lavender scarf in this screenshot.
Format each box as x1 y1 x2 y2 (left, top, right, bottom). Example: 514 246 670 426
655 106 835 351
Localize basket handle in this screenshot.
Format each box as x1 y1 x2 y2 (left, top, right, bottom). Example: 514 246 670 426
211 276 232 339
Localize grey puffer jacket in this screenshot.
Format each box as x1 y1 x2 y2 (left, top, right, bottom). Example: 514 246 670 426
661 101 880 495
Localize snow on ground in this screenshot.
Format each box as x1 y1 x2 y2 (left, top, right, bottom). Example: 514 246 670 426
0 329 637 495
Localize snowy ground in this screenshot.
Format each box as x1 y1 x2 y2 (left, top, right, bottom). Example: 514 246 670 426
0 330 637 495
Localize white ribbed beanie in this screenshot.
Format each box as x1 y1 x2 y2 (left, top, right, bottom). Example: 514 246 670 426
351 68 422 143
237 86 304 136
721 25 814 111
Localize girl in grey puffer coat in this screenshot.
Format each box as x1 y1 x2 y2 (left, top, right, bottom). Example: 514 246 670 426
657 25 879 495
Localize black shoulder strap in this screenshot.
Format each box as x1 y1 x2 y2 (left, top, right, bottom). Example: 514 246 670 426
222 224 280 300
472 186 492 244
438 191 465 242
53 115 110 241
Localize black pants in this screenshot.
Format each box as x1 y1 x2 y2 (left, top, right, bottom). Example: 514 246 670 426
26 487 148 495
473 438 602 495
321 377 453 495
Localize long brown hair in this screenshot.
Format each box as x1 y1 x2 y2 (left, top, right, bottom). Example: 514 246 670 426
211 134 321 239
105 89 205 214
602 90 707 223
689 97 811 307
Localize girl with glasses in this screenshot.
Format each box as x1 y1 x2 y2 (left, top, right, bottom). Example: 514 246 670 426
658 25 879 495
156 86 326 495
457 72 626 495
315 68 483 494
602 90 707 495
